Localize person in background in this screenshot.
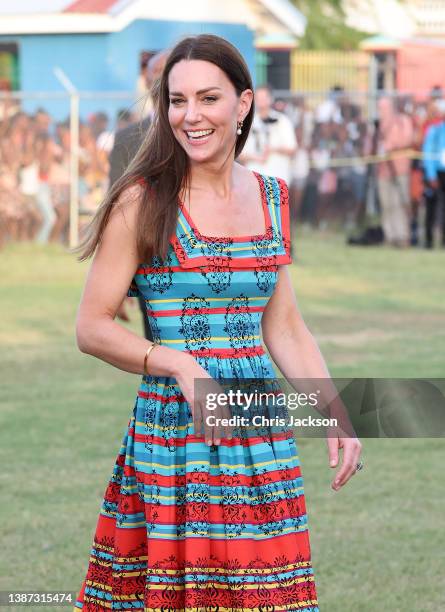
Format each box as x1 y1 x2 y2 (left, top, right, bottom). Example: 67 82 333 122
294 95 315 149
89 111 109 142
288 96 314 226
415 94 445 249
315 85 344 124
239 84 297 254
376 96 414 248
328 104 369 230
289 120 310 225
311 121 338 228
422 99 445 249
272 96 288 114
34 108 52 137
0 169 32 246
430 84 443 102
78 122 109 213
0 81 20 121
34 133 58 244
108 49 169 338
3 111 42 242
115 108 134 132
48 122 71 243
352 118 371 229
94 111 115 156
109 52 169 187
0 170 20 247
239 83 297 186
134 51 153 120
18 131 42 241
410 101 428 246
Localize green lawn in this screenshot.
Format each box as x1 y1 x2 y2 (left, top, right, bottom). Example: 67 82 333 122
0 228 444 611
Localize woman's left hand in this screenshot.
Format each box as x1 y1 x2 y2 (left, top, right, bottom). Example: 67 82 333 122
326 432 362 491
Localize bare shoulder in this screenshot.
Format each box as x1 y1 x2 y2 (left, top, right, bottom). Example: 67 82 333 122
78 182 146 322
234 162 259 191
109 182 145 235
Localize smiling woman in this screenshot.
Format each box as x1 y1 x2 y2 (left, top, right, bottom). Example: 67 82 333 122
168 69 247 159
70 32 360 612
72 35 256 265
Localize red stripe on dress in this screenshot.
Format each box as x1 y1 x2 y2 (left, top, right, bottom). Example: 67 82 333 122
138 346 267 362
130 429 295 447
124 460 302 488
147 306 265 317
185 346 266 357
136 265 183 273
170 239 290 269
135 264 279 274
105 496 307 526
95 515 313 561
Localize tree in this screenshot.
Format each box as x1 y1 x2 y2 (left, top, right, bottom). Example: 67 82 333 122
293 0 369 50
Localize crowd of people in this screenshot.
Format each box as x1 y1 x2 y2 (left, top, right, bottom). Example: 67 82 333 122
242 84 445 249
0 106 134 249
1 84 445 250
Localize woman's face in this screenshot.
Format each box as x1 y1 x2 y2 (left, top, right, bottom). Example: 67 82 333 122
167 59 252 165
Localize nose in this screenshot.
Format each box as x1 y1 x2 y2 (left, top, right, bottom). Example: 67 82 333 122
184 101 202 124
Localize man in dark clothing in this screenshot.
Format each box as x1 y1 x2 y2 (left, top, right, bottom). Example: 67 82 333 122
109 50 168 341
109 115 153 341
421 99 445 249
108 116 151 187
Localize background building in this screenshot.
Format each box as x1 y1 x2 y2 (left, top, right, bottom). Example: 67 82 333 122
0 0 306 120
343 0 445 96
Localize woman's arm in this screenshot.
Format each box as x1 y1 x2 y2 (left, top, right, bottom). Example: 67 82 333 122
75 184 231 446
75 184 193 379
261 265 330 380
261 265 362 491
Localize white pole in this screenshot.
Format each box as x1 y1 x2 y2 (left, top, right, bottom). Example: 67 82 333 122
69 92 80 247
368 54 378 122
53 67 80 248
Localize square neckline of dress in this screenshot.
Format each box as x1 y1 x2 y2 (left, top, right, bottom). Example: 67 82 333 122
177 170 271 244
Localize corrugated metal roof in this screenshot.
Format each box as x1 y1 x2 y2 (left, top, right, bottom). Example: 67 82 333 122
63 0 118 12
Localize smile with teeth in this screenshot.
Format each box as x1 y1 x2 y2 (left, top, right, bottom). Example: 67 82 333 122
185 129 215 140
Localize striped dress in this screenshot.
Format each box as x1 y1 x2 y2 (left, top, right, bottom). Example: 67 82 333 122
74 171 319 611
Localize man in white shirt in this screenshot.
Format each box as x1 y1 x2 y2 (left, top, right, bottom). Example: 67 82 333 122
239 84 297 185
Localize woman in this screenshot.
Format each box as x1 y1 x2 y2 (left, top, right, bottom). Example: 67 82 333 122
73 34 362 611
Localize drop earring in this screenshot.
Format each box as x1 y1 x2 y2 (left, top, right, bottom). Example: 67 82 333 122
236 119 243 135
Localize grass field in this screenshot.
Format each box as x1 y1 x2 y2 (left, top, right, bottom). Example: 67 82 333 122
0 227 444 611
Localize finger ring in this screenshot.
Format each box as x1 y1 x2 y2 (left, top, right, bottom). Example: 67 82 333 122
356 461 364 471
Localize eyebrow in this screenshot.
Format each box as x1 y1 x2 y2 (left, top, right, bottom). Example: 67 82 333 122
169 87 222 96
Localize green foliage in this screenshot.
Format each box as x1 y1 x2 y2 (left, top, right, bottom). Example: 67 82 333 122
293 0 369 50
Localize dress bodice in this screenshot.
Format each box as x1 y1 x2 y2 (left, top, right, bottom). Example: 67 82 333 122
127 172 291 379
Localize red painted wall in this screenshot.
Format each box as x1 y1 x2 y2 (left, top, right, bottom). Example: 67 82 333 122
397 43 445 100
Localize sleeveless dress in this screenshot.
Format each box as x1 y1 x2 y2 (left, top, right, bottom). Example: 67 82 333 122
74 172 319 611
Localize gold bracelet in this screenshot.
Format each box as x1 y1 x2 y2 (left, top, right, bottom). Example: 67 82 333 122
143 341 159 376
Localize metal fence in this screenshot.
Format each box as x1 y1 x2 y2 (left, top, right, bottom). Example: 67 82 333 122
290 50 371 97
0 87 441 251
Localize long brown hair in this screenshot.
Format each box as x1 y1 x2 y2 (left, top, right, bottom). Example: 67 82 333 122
72 34 255 263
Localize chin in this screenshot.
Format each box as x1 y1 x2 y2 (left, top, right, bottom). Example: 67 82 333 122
186 148 217 163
